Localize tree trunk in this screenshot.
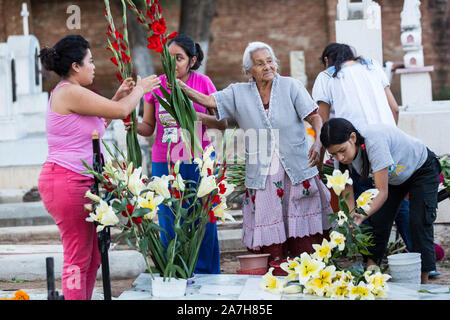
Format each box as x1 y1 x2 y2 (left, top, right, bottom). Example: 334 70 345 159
178 0 217 74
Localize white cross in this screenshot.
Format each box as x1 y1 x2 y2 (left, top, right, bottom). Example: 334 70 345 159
21 3 29 36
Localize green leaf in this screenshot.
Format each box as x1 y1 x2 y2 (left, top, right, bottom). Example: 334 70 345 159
132 207 151 217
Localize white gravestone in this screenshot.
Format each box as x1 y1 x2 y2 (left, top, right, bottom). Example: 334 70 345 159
335 0 383 65
395 0 432 106
289 51 307 87
0 44 26 141
6 3 48 134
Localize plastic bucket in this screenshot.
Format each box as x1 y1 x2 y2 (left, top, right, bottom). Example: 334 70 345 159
151 276 187 297
387 253 421 284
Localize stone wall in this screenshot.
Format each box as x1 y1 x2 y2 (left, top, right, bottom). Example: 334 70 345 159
0 0 448 100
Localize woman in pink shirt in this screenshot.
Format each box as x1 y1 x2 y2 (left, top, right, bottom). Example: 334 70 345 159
37 35 160 300
128 34 227 274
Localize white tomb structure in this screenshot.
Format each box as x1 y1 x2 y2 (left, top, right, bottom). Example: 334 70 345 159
335 0 383 65
395 0 433 106
0 3 49 189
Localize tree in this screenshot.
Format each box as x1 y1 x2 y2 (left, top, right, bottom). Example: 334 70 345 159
178 0 217 74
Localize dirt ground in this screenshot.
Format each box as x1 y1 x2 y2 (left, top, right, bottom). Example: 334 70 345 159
1 252 449 298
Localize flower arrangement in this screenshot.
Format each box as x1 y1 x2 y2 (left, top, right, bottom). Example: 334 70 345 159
104 0 142 167
260 169 392 300
83 141 235 281
0 290 30 300
126 0 202 159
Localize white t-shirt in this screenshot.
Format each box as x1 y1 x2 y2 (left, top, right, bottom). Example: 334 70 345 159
312 59 396 130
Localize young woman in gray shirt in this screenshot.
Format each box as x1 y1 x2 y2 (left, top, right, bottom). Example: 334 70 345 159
320 117 441 284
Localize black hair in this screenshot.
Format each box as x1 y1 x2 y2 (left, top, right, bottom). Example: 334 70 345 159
320 43 366 78
320 118 370 179
39 35 90 77
168 33 204 71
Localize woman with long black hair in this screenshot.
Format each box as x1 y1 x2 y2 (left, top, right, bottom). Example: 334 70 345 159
320 117 441 284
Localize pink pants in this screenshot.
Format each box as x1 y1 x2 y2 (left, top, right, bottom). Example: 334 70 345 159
38 162 101 300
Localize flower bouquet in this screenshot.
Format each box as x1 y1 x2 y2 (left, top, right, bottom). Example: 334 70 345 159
126 0 202 159
260 169 392 300
82 140 235 281
104 0 142 167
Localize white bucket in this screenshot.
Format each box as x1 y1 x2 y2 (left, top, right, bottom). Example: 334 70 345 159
151 276 187 298
387 253 422 284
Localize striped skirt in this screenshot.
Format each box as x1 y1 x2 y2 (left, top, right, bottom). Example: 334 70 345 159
242 152 333 252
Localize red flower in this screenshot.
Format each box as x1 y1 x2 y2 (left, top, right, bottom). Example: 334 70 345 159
116 73 123 83
137 16 145 24
110 57 118 66
208 209 218 224
122 114 131 123
121 204 133 218
168 31 178 39
218 183 227 195
302 180 311 189
121 51 131 63
276 188 284 198
147 35 161 51
112 41 120 52
120 43 127 51
212 194 221 204
152 20 166 35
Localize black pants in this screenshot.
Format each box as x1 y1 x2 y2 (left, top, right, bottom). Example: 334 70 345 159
366 148 441 272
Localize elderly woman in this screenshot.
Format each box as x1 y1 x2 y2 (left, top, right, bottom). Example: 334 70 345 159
177 42 333 262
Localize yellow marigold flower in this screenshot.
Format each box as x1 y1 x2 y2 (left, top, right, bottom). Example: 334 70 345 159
12 290 30 300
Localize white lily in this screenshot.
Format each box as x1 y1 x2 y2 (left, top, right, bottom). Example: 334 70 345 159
364 271 391 291
86 200 119 232
280 257 300 281
325 169 353 196
356 188 379 213
260 267 286 294
212 201 235 223
127 167 146 197
200 157 215 177
282 284 302 294
330 231 346 251
329 279 351 299
311 238 334 263
148 175 174 199
295 252 325 285
137 191 164 221
349 281 375 300
304 265 336 297
172 173 185 192
197 175 217 198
